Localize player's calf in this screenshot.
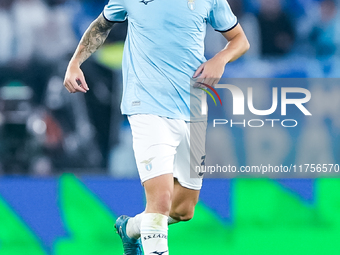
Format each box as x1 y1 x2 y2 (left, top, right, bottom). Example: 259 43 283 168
169 179 200 222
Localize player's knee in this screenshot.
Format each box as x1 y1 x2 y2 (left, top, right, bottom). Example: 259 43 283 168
170 207 195 222
171 213 194 222
180 211 194 221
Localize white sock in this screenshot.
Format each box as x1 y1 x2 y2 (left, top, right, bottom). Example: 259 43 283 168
126 213 178 240
168 216 179 225
126 212 144 239
141 213 168 255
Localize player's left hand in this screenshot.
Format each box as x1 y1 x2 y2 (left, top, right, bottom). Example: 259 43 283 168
193 56 226 87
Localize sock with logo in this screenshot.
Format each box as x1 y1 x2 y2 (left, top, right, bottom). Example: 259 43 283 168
141 213 168 255
127 213 179 240
126 212 144 239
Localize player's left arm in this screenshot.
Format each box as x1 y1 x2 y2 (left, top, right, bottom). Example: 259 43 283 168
193 23 249 84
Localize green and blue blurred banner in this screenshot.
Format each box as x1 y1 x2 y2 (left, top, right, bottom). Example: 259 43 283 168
0 175 339 254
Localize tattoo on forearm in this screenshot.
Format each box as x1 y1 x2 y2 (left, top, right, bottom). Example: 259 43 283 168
76 15 114 65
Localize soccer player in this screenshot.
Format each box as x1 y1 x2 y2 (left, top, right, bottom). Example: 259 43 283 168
64 0 249 254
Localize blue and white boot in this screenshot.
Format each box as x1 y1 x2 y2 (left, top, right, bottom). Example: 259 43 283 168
115 215 143 255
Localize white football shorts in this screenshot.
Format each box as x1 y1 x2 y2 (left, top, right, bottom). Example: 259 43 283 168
128 114 207 190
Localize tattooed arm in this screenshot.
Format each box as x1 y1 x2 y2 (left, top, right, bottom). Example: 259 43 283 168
64 14 115 93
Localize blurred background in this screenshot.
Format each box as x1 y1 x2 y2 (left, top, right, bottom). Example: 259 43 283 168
0 0 339 175
0 0 340 254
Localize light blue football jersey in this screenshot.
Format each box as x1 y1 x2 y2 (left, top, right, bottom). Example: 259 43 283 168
103 0 237 121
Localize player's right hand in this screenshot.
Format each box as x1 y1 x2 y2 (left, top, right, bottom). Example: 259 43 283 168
63 63 89 93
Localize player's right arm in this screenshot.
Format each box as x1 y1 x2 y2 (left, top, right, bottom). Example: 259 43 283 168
64 14 115 93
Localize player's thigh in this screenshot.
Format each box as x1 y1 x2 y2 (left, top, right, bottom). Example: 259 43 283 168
128 114 182 184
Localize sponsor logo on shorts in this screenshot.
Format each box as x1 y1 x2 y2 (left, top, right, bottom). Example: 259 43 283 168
141 157 155 171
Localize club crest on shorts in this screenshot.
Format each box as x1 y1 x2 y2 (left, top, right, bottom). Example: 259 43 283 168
141 157 155 171
187 0 195 10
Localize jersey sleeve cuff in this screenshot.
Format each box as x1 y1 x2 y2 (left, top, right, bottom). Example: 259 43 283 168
214 21 238 33
102 12 126 23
